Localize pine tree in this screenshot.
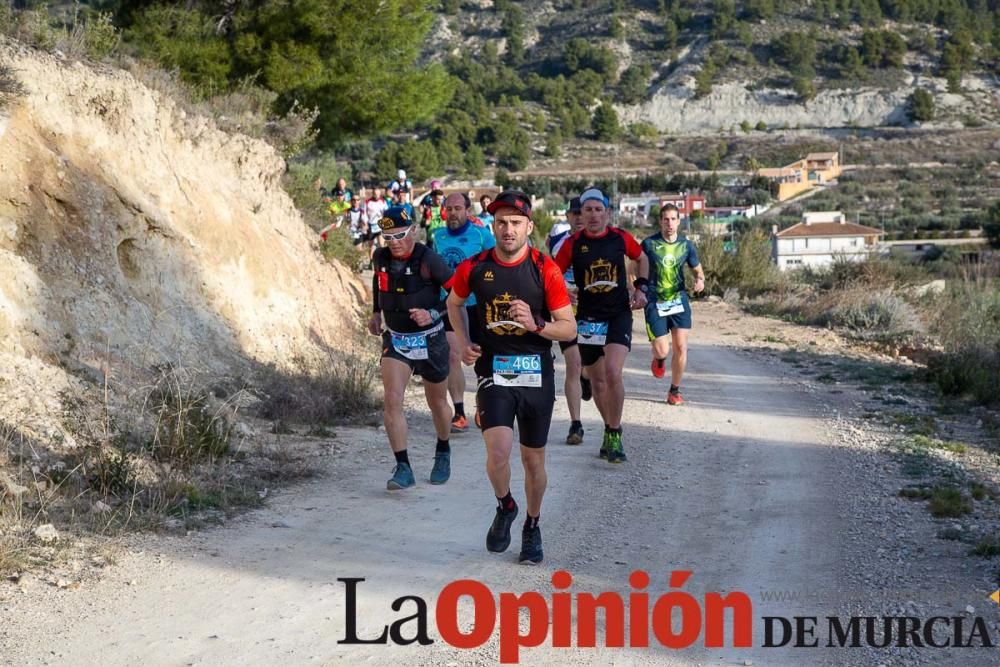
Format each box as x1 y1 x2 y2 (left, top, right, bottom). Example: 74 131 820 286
592 101 622 141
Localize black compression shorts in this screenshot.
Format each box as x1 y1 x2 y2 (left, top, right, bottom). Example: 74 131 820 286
475 372 556 448
577 310 633 367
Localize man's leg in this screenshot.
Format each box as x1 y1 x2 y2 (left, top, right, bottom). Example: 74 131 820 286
587 355 610 425
520 445 547 518
651 334 672 369
381 357 416 489
600 343 629 429
668 327 690 403
600 343 630 464
563 345 582 422
483 426 514 497
424 376 453 484
423 378 452 441
483 424 520 553
445 331 467 429
381 357 412 453
562 344 584 444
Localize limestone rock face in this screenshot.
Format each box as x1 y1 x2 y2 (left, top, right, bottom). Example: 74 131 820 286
0 42 364 446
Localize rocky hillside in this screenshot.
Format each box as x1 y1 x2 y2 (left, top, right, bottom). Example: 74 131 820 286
0 40 363 447
433 0 999 132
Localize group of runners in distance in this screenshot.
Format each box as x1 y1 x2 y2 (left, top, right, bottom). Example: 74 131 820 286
365 183 704 565
319 170 497 269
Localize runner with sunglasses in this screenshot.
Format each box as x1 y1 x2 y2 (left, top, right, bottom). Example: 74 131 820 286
369 206 455 490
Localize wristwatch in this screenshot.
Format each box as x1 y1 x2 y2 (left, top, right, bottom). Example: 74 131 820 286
532 314 546 333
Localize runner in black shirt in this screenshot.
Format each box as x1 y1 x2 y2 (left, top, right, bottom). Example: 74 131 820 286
369 206 454 491
447 190 576 565
554 188 645 463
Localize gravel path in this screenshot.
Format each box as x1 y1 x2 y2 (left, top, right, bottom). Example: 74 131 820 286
1 302 996 665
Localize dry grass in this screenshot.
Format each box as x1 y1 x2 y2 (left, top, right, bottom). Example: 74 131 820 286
1 333 375 577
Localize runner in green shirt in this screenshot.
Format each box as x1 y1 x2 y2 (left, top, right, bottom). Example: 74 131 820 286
635 204 706 405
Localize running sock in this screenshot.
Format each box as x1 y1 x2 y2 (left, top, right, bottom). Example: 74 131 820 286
609 426 622 434
524 515 539 530
604 423 611 433
497 491 516 512
435 438 450 454
670 384 680 394
394 449 409 465
453 402 465 418
571 420 582 429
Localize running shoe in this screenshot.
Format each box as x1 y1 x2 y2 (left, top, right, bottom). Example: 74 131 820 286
581 376 592 401
486 504 518 553
386 462 415 490
518 524 543 565
651 357 666 379
667 389 684 406
599 430 610 459
451 414 468 432
565 422 584 445
606 431 627 464
429 452 450 485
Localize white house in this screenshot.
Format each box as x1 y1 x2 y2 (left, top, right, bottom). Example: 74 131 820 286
772 211 883 270
880 233 988 260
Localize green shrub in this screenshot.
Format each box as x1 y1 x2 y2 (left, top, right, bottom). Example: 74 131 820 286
927 283 1000 404
927 486 972 518
907 88 934 122
89 448 135 496
148 378 233 465
82 12 120 60
825 290 919 337
700 229 781 297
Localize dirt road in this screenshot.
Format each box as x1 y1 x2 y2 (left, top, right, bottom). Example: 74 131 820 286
1 304 995 666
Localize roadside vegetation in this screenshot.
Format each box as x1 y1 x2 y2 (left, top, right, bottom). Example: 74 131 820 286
1 341 379 577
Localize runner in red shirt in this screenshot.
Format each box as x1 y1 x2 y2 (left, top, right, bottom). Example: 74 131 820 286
554 187 645 463
447 190 576 565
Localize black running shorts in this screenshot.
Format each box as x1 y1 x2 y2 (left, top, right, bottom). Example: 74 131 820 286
475 372 556 448
380 327 449 384
558 337 578 352
577 310 633 367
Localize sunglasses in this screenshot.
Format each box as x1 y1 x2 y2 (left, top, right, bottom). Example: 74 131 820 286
381 228 411 241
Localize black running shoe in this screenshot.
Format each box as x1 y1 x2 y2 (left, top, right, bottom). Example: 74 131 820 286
565 422 584 445
486 504 518 553
581 376 592 401
518 524 543 565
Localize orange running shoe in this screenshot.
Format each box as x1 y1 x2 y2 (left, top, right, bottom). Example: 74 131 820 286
451 414 469 432
651 357 667 379
666 390 684 406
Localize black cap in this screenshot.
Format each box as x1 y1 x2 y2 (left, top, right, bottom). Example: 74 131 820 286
568 197 582 213
486 189 532 217
377 205 415 230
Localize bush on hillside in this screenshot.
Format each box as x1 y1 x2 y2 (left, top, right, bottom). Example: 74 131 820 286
927 283 1000 405
699 230 781 297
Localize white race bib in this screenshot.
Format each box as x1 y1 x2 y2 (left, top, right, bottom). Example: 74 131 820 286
577 320 609 346
656 299 685 317
492 355 542 387
391 332 429 360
